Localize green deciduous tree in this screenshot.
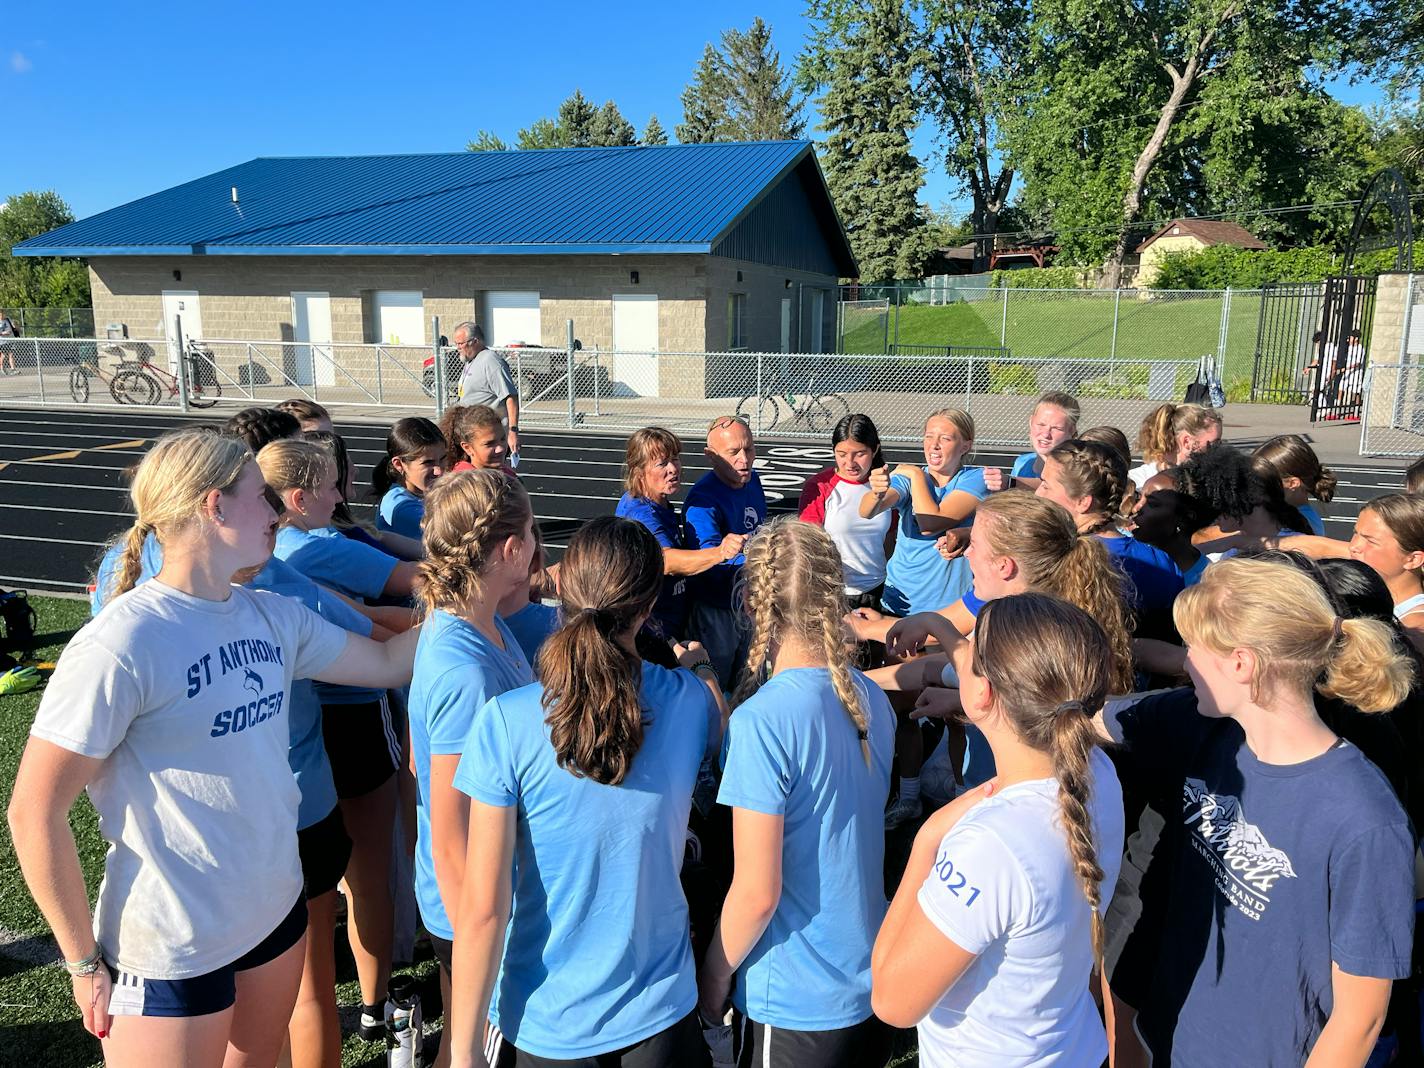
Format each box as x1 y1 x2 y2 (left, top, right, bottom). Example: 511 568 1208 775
515 117 563 150
677 20 805 143
814 0 936 281
0 191 90 310
641 114 669 146
466 129 510 152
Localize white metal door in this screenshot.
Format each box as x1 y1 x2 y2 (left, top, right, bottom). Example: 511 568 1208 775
291 292 333 387
810 289 826 353
611 294 660 397
374 291 425 346
161 290 202 373
485 291 541 347
780 298 792 353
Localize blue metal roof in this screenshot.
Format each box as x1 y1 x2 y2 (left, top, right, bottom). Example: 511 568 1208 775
15 142 857 274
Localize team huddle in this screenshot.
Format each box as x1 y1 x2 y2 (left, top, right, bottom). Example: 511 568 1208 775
8 391 1424 1068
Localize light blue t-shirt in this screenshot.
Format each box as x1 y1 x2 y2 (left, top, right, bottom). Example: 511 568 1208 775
717 667 895 1030
1299 502 1326 536
454 662 713 1059
377 485 426 541
248 555 373 830
90 535 165 616
502 601 560 667
882 466 988 616
275 524 400 705
1011 451 1040 478
409 610 533 940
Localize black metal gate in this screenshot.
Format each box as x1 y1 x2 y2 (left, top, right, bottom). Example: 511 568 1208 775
1251 282 1323 403
1307 274 1378 422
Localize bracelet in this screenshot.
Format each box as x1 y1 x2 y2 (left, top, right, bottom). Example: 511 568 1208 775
63 947 103 977
691 662 718 681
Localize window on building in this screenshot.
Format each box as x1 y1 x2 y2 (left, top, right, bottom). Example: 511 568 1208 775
727 293 748 350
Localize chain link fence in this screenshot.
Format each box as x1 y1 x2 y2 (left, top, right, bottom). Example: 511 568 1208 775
1 307 95 338
1 332 1197 448
1362 364 1424 457
838 286 1263 397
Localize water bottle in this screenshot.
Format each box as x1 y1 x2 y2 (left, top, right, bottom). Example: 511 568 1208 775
385 975 423 1068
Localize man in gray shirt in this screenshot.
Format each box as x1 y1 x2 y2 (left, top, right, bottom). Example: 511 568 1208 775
453 321 520 457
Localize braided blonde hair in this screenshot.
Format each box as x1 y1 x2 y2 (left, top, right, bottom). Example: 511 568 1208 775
973 592 1114 969
734 517 872 765
104 428 252 604
415 470 532 614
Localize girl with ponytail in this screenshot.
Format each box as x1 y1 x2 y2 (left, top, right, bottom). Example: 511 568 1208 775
449 516 726 1067
698 519 896 1068
1252 433 1336 535
1129 401 1222 489
872 592 1124 1067
406 469 537 1065
372 417 446 540
1103 557 1415 1066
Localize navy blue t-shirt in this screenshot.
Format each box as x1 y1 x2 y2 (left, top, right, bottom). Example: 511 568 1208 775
683 471 766 609
1105 690 1415 1066
616 492 691 636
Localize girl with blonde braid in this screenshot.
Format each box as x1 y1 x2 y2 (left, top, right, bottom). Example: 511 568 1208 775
872 593 1125 1067
407 470 537 1068
698 518 896 1068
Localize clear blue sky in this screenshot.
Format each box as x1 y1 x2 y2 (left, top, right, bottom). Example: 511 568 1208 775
5 0 1386 224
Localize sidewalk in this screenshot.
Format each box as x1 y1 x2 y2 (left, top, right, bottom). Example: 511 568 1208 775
1217 403 1402 467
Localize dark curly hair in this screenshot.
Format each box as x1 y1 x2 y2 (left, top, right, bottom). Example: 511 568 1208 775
1173 443 1311 534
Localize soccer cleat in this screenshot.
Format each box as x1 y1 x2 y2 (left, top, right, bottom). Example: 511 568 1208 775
884 794 923 830
358 1001 389 1041
0 667 41 696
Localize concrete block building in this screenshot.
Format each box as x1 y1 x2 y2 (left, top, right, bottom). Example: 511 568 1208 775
16 141 856 398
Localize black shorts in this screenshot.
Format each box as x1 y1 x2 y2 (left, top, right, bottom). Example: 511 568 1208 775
106 897 307 1018
488 1010 710 1067
298 806 353 900
320 693 400 798
429 932 453 977
731 1010 889 1068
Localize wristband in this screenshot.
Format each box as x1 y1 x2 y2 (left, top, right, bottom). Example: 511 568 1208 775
691 662 717 681
64 947 103 977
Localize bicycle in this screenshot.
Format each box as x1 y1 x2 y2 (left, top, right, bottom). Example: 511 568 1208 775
109 340 222 408
735 373 850 433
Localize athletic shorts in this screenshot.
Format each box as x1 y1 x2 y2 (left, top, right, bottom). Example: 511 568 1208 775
487 1010 710 1067
320 693 400 798
106 897 307 1018
298 806 352 900
731 1010 890 1068
429 932 453 977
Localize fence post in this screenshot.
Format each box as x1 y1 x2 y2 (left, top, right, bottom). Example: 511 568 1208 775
755 352 764 435
592 346 601 416
174 314 191 413
964 348 974 411
892 293 901 351
1000 286 1009 347
1217 286 1232 370
1109 289 1122 384
566 319 576 429
68 308 75 338
429 316 442 419
34 338 45 404
1390 275 1416 429
246 345 257 399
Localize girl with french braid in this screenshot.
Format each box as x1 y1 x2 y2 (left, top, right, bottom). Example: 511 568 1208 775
698 518 896 1068
406 469 537 1066
872 592 1124 1067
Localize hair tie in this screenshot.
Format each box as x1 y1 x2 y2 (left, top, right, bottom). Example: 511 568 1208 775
1052 699 1085 717
857 729 868 741
577 606 617 629
1331 616 1344 642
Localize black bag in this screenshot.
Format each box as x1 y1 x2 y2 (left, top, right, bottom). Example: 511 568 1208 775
0 589 37 655
1184 357 1211 406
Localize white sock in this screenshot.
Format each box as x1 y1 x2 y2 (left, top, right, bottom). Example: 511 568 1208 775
899 776 920 804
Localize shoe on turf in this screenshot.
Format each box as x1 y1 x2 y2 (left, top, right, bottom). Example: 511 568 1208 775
884 794 922 831
358 1001 391 1041
0 666 41 695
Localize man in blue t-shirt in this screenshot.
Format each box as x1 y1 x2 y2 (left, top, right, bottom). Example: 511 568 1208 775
684 416 766 690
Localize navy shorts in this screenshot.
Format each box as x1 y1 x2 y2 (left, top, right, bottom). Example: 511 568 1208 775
106 897 307 1018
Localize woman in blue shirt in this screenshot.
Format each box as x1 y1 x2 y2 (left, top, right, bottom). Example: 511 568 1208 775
408 469 537 1068
373 417 446 541
698 519 896 1068
614 426 747 640
448 516 726 1067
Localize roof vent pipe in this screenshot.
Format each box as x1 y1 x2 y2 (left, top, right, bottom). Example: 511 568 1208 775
231 186 239 204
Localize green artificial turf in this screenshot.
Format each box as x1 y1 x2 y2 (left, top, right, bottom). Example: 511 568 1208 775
841 292 1267 398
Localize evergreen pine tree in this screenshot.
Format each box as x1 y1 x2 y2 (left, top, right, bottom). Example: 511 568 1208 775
590 101 638 146
556 90 599 147
642 114 669 146
722 17 805 140
677 44 730 143
818 0 933 281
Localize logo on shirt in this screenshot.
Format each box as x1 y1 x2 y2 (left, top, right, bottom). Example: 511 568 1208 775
743 506 759 531
242 668 263 696
1183 778 1296 920
183 637 289 740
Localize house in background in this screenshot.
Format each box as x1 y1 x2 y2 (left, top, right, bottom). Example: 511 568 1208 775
1135 218 1266 287
14 141 856 398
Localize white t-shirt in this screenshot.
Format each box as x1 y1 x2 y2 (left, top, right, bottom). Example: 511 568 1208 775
822 478 892 594
1128 460 1160 491
915 748 1125 1068
30 580 348 978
